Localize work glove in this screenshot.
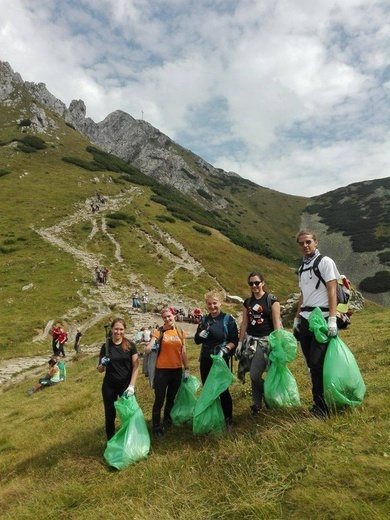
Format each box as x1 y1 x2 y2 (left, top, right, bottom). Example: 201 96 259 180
219 345 230 358
124 385 135 397
101 356 110 367
183 369 191 381
235 341 243 360
293 317 301 341
327 316 338 337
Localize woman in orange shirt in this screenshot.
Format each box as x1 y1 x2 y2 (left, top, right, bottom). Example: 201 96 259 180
143 308 190 438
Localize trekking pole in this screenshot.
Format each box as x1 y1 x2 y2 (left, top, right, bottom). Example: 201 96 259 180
104 324 110 358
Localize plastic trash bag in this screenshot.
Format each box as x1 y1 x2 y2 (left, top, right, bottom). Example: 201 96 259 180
264 329 301 408
193 355 235 435
323 336 366 409
308 307 331 344
104 395 150 470
171 375 201 425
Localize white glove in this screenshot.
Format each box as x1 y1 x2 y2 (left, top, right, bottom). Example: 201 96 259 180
293 317 301 332
327 317 338 337
235 341 243 358
183 369 190 380
219 346 230 357
124 385 135 397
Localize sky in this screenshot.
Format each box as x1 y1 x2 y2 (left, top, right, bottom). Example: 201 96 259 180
0 0 389 197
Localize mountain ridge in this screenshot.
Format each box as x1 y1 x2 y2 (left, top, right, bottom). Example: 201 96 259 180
1 59 389 308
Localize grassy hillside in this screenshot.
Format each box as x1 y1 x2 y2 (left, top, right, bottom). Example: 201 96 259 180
0 97 300 356
0 303 388 519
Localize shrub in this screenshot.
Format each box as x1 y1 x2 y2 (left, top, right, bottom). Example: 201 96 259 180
197 188 212 201
18 119 32 127
0 169 11 178
359 271 390 293
19 135 47 150
171 212 191 222
107 212 136 224
193 225 212 236
156 215 176 223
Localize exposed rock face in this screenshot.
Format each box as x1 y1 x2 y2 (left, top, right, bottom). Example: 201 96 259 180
0 61 231 208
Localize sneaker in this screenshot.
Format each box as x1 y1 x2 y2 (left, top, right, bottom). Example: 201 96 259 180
26 388 35 395
153 426 164 438
309 405 328 420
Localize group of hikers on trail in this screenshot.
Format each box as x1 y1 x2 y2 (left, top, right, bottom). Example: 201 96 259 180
95 265 109 285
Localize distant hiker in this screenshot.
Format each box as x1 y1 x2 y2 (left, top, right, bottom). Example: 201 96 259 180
95 265 101 284
235 271 281 415
194 290 238 429
293 230 340 419
54 355 67 381
57 329 68 358
51 325 62 356
102 266 109 284
97 318 139 441
143 308 189 438
26 358 60 395
74 329 82 353
132 290 140 310
141 293 149 313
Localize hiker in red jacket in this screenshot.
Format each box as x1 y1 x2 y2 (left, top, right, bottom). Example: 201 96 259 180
58 329 68 358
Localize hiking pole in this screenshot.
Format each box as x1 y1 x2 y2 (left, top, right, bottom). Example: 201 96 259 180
104 324 110 358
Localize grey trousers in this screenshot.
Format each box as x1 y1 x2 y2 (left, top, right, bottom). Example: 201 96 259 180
248 336 270 409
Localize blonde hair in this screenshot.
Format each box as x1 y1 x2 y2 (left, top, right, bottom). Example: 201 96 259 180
204 289 225 303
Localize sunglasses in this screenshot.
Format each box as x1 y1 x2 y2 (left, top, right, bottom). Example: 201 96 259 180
298 240 313 246
248 281 262 286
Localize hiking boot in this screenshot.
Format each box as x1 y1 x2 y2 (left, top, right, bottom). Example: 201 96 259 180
163 416 173 428
250 404 261 416
153 426 164 438
225 417 234 430
309 405 328 420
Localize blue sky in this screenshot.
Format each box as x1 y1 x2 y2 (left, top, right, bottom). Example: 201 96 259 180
1 0 389 196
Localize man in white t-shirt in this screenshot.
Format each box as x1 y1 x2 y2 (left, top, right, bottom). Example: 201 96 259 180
293 230 339 418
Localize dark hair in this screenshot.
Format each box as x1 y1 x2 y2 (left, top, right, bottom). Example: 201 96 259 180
247 271 264 283
110 317 131 352
48 358 57 366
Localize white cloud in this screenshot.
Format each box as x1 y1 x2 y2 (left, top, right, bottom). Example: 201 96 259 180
0 0 388 196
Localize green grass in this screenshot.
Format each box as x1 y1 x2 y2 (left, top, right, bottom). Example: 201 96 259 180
0 304 388 519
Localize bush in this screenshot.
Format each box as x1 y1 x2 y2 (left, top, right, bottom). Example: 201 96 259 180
19 135 47 150
0 169 11 178
359 271 390 293
197 188 212 201
193 225 211 236
107 212 136 225
18 119 32 127
171 212 191 222
156 215 176 223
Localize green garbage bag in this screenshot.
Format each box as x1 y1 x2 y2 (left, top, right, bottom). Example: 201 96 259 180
264 329 301 408
171 375 201 425
104 395 150 470
323 336 366 409
193 355 235 435
308 307 330 344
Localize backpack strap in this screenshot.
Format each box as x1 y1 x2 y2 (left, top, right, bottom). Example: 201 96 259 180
299 254 326 289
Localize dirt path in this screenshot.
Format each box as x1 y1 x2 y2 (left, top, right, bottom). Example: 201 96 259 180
0 188 206 391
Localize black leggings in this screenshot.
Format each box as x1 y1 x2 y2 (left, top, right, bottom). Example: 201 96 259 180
300 317 329 412
152 368 182 427
102 380 128 440
200 356 233 420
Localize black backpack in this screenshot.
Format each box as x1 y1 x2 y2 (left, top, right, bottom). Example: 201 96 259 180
299 255 352 329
